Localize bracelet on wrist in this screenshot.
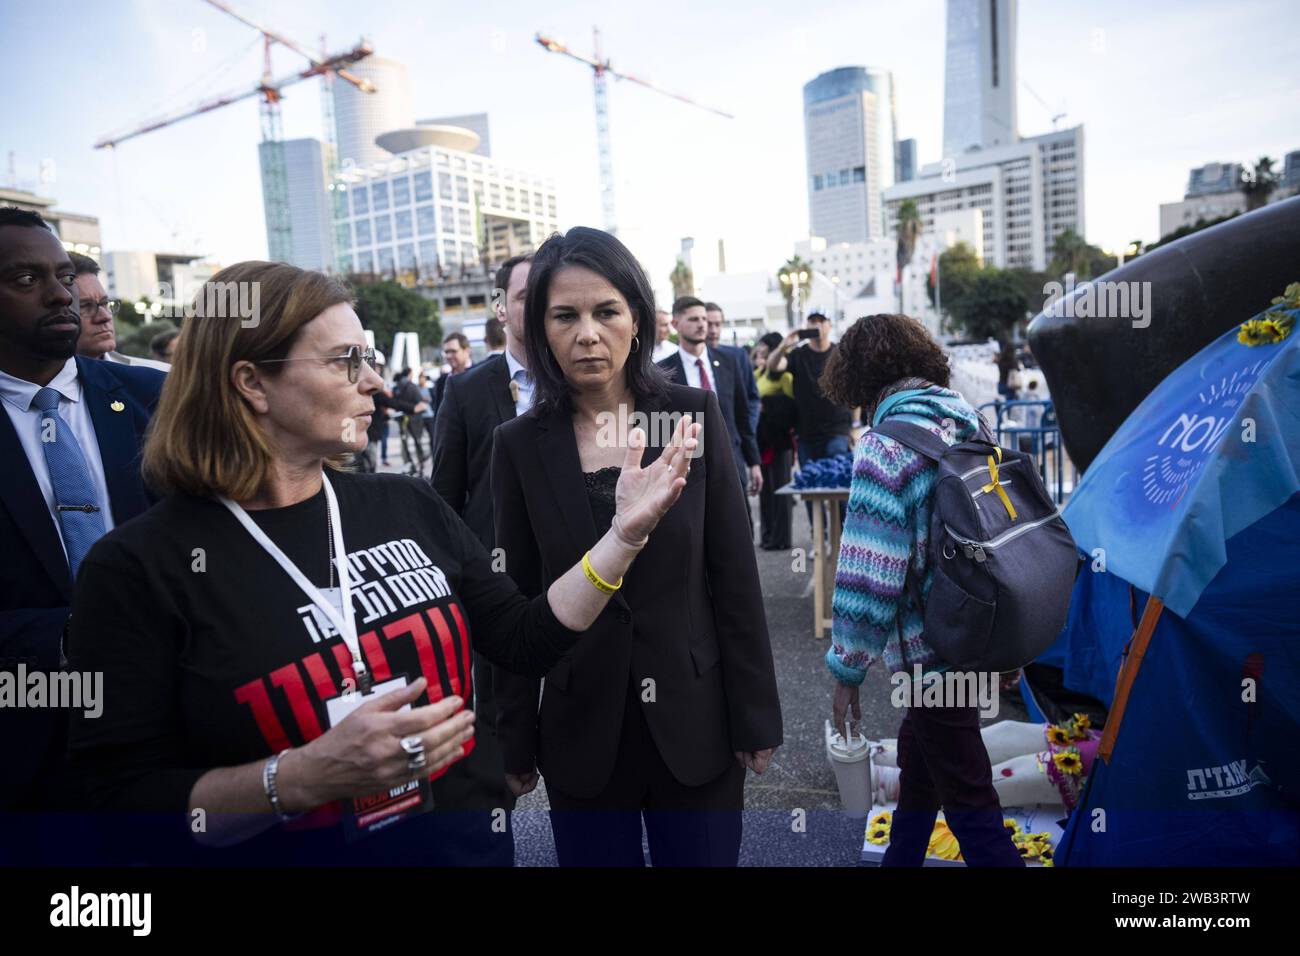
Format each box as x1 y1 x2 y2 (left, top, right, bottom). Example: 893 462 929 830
581 551 622 594
263 748 297 821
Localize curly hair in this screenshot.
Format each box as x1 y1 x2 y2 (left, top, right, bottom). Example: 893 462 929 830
820 313 950 409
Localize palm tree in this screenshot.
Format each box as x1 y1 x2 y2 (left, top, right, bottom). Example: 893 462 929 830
895 200 922 311
1049 229 1091 278
670 258 694 299
776 256 813 326
1242 156 1279 211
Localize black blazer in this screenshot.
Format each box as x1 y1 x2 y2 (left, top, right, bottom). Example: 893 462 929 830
0 357 164 810
490 383 783 798
658 347 760 471
429 353 512 545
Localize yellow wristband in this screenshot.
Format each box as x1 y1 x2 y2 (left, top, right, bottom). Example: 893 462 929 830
582 551 622 594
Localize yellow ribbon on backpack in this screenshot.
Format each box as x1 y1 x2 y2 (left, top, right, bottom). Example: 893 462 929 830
982 447 1018 521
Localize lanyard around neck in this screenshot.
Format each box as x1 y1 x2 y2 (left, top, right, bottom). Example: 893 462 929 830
219 473 364 681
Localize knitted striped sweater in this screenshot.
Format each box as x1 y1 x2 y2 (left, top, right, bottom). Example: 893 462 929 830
825 386 982 685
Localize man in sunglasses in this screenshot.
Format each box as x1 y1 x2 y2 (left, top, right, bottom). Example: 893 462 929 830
69 254 170 372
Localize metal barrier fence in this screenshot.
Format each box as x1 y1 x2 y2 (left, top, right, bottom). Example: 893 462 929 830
978 400 1077 504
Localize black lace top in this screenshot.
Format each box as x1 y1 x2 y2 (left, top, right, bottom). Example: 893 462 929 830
583 466 620 537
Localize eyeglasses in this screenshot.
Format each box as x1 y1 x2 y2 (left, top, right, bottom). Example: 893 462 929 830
78 297 119 319
257 345 378 384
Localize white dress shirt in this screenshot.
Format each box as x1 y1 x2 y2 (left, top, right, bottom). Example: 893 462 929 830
0 357 116 558
503 348 534 417
676 344 719 390
652 339 677 363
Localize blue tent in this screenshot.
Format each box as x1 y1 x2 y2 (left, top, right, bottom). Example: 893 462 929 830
1045 294 1300 866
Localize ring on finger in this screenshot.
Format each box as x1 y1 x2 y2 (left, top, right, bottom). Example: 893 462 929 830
400 735 428 776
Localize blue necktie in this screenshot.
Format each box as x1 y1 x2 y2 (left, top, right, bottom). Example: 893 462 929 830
33 386 107 579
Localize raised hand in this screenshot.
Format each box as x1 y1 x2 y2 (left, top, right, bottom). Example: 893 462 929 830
613 414 701 544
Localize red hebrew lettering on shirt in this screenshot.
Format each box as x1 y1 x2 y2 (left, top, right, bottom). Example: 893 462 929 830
233 679 292 753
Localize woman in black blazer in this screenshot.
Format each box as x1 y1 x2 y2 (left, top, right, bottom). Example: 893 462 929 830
490 227 783 866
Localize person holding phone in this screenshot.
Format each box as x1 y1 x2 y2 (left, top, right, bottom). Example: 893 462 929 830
64 260 697 866
765 312 854 470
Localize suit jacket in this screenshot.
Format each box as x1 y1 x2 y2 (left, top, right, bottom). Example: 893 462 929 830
428 353 514 797
716 343 760 434
429 353 510 542
490 383 783 797
658 347 760 474
0 357 164 810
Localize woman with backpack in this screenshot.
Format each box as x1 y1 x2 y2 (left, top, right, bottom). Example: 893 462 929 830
820 313 1025 867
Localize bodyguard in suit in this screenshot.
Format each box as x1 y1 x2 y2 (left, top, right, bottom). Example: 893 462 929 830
491 228 782 866
659 296 762 503
705 301 759 435
0 208 164 824
429 253 535 824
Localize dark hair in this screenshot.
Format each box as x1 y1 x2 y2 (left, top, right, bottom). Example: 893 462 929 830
150 327 180 356
759 331 784 351
484 316 506 349
442 331 470 350
524 226 669 413
820 313 951 409
0 207 52 231
807 311 830 323
704 301 723 316
671 295 705 317
494 253 534 298
69 252 100 276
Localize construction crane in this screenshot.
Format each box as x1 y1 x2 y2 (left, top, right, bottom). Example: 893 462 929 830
536 28 733 235
94 0 375 265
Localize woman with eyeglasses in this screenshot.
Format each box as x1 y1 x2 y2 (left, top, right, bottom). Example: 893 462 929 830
64 260 698 865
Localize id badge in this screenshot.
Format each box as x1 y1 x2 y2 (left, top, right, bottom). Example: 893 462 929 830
324 674 435 842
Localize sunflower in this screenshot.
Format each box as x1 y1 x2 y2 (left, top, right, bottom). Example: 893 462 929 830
1015 841 1040 859
870 810 892 828
1047 725 1073 746
1042 858 1055 867
1053 749 1084 775
867 826 891 846
1238 313 1295 346
1003 818 1022 834
927 821 963 861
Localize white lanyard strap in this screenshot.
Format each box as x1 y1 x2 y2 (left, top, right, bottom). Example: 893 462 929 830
219 473 361 671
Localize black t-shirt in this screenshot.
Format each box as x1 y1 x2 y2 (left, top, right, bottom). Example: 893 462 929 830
786 344 853 443
66 471 580 865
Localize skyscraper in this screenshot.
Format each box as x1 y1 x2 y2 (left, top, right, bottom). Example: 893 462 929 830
943 0 1019 158
897 138 917 183
259 138 335 271
803 66 898 245
333 56 414 169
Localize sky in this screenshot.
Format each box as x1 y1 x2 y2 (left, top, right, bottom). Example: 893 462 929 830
3 0 1298 298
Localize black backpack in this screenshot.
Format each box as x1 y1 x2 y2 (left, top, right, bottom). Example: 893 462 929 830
872 420 1079 673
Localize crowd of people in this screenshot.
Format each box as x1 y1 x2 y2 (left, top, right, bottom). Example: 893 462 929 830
0 207 1027 867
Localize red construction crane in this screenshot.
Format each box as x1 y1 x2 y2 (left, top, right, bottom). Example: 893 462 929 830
93 0 376 264
536 28 733 235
